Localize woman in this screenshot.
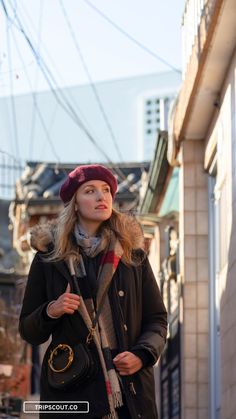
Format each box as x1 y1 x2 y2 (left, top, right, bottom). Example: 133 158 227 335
19 164 167 419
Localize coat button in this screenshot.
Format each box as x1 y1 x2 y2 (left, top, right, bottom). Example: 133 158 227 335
118 290 125 297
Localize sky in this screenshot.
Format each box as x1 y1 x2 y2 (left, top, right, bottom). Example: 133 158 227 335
0 0 185 96
0 0 186 175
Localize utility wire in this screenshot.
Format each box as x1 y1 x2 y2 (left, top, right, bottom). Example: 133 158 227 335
38 103 59 160
6 0 138 187
14 0 102 151
2 4 143 198
0 148 24 165
13 1 137 183
32 96 61 163
29 0 44 159
5 17 20 159
59 0 123 162
2 0 109 160
5 1 64 166
0 60 34 76
9 23 61 163
2 0 129 183
81 0 181 74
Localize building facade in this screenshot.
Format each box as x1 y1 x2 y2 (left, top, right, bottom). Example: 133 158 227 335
169 0 235 417
139 0 236 418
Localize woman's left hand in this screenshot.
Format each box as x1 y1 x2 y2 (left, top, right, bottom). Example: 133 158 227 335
113 351 143 375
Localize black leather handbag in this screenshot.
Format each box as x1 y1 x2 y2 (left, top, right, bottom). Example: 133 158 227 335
47 271 109 390
47 341 98 390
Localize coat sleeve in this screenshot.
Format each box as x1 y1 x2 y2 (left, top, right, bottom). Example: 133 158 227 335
130 254 167 366
19 253 61 345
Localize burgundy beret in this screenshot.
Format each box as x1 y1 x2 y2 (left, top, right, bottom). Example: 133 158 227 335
60 164 117 203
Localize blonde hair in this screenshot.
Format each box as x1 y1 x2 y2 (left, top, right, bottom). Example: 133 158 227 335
48 197 142 265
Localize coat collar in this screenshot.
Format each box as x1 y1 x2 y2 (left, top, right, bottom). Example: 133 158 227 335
30 214 144 253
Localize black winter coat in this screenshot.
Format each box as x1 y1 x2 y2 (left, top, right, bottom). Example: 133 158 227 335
19 246 167 419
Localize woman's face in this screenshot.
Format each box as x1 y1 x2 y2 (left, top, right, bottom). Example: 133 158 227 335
75 179 113 230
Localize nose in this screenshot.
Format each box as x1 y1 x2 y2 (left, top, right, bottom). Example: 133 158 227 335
96 190 106 200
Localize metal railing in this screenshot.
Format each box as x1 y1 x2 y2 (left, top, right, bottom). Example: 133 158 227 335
182 0 216 76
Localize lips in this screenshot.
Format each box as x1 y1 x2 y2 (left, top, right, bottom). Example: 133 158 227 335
95 205 108 209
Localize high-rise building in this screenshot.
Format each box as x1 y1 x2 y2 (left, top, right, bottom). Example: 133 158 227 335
138 94 173 160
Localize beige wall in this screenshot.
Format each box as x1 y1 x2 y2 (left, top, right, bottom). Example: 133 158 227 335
182 48 236 419
207 49 236 419
179 139 209 419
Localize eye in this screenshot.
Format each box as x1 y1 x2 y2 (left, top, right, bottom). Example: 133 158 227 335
85 189 94 194
103 187 110 193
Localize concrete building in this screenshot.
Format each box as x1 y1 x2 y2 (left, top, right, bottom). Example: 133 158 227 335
139 0 236 418
0 71 181 166
169 0 236 417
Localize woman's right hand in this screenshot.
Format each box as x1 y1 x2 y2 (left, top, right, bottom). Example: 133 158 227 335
47 283 80 318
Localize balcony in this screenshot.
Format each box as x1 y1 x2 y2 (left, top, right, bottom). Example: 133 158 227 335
168 0 235 155
182 0 217 78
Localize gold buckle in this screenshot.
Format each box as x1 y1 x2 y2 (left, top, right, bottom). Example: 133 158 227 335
86 327 96 345
48 344 74 373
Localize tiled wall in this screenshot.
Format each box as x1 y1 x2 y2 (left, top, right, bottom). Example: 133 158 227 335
179 139 209 419
217 50 236 419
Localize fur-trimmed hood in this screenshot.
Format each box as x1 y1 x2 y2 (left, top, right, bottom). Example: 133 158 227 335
30 214 144 253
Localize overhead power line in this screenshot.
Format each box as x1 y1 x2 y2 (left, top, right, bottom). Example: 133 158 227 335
81 0 181 74
5 18 20 159
14 0 103 154
1 0 129 184
29 0 44 159
59 0 124 162
0 148 23 165
0 60 34 76
1 2 110 160
9 22 61 163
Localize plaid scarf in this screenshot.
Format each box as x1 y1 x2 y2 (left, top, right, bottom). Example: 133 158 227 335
68 230 124 419
73 224 103 257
